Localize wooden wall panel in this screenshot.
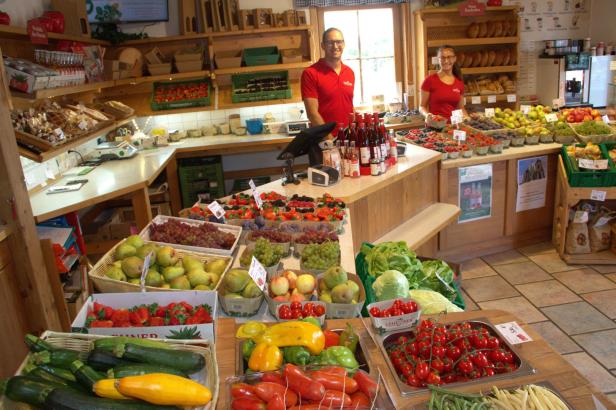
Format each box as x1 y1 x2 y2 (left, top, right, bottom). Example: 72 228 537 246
0 261 29 378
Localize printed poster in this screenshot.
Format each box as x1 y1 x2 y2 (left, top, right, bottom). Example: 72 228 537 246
516 156 548 212
459 164 492 223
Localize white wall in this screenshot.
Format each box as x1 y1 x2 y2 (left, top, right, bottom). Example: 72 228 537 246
590 0 616 44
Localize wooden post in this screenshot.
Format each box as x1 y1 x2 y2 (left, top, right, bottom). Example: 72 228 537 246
0 53 63 333
166 157 182 216
131 187 153 230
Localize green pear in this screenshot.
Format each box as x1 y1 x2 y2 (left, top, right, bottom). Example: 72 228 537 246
242 281 262 298
136 244 158 265
205 273 220 287
319 292 333 303
346 280 360 300
113 260 122 268
331 283 354 304
145 269 163 287
323 266 347 289
104 266 127 282
187 268 211 287
225 292 243 299
160 283 171 289
125 235 144 249
170 275 191 290
194 284 211 290
121 256 144 279
204 259 228 275
182 256 203 272
162 266 185 282
115 243 136 259
223 269 250 293
128 278 141 285
157 246 178 267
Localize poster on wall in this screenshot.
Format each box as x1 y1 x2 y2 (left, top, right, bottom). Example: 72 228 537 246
504 0 591 41
516 156 548 212
458 164 492 223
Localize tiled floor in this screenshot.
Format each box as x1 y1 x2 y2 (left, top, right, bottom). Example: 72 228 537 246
462 243 616 404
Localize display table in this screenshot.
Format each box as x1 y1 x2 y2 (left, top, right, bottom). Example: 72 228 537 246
215 311 616 409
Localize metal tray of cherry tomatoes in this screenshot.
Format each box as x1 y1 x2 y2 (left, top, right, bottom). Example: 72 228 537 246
374 318 535 397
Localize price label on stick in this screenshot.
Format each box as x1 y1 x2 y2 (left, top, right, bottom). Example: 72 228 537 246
207 200 226 219
487 95 497 104
471 96 481 105
495 322 532 345
249 179 263 209
591 190 607 201
248 256 267 291
520 105 531 114
579 159 608 170
450 109 463 125
140 252 153 292
485 108 495 118
603 114 611 124
507 94 517 103
545 113 558 123
453 130 466 141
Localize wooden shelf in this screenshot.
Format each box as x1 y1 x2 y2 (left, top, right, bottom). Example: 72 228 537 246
427 36 519 47
11 80 117 102
18 115 135 163
214 61 311 75
463 65 519 74
464 94 518 104
209 25 312 38
418 6 518 15
0 25 109 45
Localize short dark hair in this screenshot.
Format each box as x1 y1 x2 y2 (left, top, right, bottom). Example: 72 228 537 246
322 27 343 43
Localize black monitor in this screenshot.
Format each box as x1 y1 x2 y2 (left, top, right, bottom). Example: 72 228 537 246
277 122 336 185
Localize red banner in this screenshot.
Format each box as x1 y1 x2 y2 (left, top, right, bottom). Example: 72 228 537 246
27 19 48 45
459 0 486 17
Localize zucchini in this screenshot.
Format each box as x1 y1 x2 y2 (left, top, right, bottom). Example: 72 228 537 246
27 368 77 389
2 376 56 406
94 337 170 353
32 349 81 369
108 364 187 379
36 365 78 383
44 387 181 409
25 334 56 353
70 361 104 390
87 349 134 371
116 343 204 373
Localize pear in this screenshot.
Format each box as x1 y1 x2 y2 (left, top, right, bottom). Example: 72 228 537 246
205 272 220 287
145 269 163 287
125 235 144 249
204 259 228 275
194 284 211 290
225 292 243 299
346 280 360 300
223 269 250 293
162 266 185 282
160 283 171 289
115 243 137 259
187 268 211 287
331 283 355 304
104 266 127 282
323 266 347 289
113 260 122 268
242 281 262 298
157 246 178 267
128 278 141 285
170 275 191 290
121 256 145 279
182 256 203 272
136 244 158 266
319 291 332 303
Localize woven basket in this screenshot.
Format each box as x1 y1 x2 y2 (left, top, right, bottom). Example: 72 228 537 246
0 331 219 410
88 238 232 293
571 122 616 143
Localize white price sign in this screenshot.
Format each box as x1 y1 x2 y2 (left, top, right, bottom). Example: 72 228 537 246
579 159 608 170
603 114 611 124
520 105 531 114
431 56 439 65
545 113 559 123
487 95 497 103
485 108 495 118
574 210 589 224
139 252 153 292
249 179 263 209
495 322 532 345
450 109 463 125
207 201 226 219
248 256 267 291
591 190 607 201
453 130 466 141
471 96 481 105
506 94 517 103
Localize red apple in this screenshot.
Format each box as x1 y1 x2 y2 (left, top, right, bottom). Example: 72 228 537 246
281 270 297 289
296 274 316 294
273 293 291 302
270 276 289 296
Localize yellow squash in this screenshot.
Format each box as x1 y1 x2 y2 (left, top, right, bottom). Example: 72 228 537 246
92 379 130 400
256 321 325 355
248 343 283 372
117 373 212 406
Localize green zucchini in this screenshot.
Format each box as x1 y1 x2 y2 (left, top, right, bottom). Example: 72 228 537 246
25 334 56 353
27 368 76 389
44 387 181 410
107 364 187 379
94 337 170 352
36 365 77 383
2 376 56 406
32 349 81 369
116 343 204 373
87 349 134 371
70 361 104 390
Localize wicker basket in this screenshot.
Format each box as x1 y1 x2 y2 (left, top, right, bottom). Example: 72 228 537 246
571 122 616 143
88 238 232 293
0 331 219 410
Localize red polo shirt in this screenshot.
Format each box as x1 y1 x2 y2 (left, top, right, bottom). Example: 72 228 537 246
301 59 355 126
421 73 464 121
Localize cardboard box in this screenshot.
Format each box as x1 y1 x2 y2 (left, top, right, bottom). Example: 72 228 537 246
5 66 50 94
148 63 172 76
215 50 242 69
71 291 218 341
176 60 203 73
174 48 204 62
145 47 166 65
281 48 303 64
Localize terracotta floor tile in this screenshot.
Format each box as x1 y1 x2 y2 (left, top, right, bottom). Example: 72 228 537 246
563 352 616 393
529 321 582 354
462 276 520 303
553 268 616 294
482 249 529 266
478 296 546 323
516 280 581 307
518 241 556 256
590 265 616 274
528 251 580 273
494 261 552 285
460 289 478 311
582 289 616 319
573 329 616 369
541 302 616 335
461 258 498 279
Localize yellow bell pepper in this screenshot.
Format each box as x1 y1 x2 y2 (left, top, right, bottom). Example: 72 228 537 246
236 321 267 340
255 321 325 355
248 343 283 372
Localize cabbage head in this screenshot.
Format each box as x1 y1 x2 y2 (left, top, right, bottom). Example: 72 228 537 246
372 270 409 301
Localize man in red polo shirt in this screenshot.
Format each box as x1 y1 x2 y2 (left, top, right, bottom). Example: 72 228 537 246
301 28 355 127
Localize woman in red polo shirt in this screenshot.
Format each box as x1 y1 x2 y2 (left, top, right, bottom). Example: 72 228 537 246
419 45 466 124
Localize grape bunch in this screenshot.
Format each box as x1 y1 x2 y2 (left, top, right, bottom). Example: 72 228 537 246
295 230 338 244
240 238 284 267
149 219 236 249
249 230 292 243
241 215 267 231
301 241 340 270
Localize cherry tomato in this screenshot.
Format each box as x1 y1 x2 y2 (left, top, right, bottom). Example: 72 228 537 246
470 334 488 349
446 346 461 360
369 307 381 317
502 351 514 364
489 349 505 363
431 345 446 359
397 336 409 345
486 336 500 349
419 319 435 331
457 358 474 374
426 372 441 385
442 357 453 373
470 352 489 369
400 363 413 378
314 305 325 317
414 361 430 380
290 301 302 311
430 358 444 373
406 374 421 387
441 373 457 384
418 341 431 359
483 367 495 377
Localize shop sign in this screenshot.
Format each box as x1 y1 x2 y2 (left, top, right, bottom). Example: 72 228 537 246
516 156 547 212
27 19 48 45
458 164 492 223
458 0 485 17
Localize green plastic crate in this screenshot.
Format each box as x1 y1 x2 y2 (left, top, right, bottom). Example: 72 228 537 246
231 71 291 103
243 46 280 66
561 143 616 187
151 78 211 111
178 156 224 207
355 242 465 317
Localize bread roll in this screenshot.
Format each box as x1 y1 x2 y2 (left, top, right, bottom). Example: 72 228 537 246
457 52 466 68
501 49 511 66
486 21 496 37
493 50 504 66
509 50 517 65
493 21 504 37
467 22 479 38
463 53 473 68
502 21 511 37
472 51 482 67
487 50 496 66
478 22 488 37
508 20 517 36
480 50 489 67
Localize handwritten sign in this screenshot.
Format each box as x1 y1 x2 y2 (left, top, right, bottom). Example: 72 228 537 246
139 252 153 292
471 96 481 105
545 113 558 123
248 256 267 291
207 201 226 219
453 130 467 141
249 179 263 209
579 159 609 170
573 210 589 224
485 108 495 118
507 94 517 103
520 105 531 114
495 322 532 345
590 190 607 201
487 95 497 103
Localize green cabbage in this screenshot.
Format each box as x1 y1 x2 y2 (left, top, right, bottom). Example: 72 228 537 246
409 289 463 314
417 260 457 301
372 270 409 301
362 242 423 283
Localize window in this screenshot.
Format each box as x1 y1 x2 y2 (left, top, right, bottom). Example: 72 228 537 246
323 7 397 106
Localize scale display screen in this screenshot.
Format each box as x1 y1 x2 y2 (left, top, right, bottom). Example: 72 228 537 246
87 0 169 23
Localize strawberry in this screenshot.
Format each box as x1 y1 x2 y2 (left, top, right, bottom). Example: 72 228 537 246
149 317 164 326
100 306 113 320
90 320 113 328
135 306 150 324
111 309 130 325
154 306 166 318
116 321 131 328
185 317 200 325
169 312 187 326
179 301 193 313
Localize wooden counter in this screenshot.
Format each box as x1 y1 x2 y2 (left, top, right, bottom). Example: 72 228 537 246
214 311 616 409
440 143 562 169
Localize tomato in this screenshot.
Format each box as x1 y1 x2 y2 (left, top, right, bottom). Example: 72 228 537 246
291 309 301 319
419 319 435 331
265 393 285 410
442 357 453 373
283 364 325 401
483 367 495 377
231 397 266 410
261 372 285 386
353 370 378 399
400 363 413 378
470 352 489 369
489 349 505 363
406 374 421 387
455 338 472 352
369 307 381 317
426 372 441 385
231 383 257 399
350 391 371 406
446 346 461 360
414 361 430 380
417 341 431 359
430 358 444 373
397 336 409 345
311 370 358 394
486 336 500 350
254 382 298 407
321 390 352 406
470 334 488 349
314 304 325 317
501 351 514 363
441 373 457 384
431 345 446 359
323 330 340 348
461 322 472 331
457 358 474 374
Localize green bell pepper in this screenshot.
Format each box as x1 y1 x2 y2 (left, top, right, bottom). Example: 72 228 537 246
242 340 256 362
339 323 359 353
300 317 321 328
282 346 311 366
310 346 358 371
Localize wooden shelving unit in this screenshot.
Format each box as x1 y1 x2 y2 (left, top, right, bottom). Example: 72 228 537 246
214 61 311 76
0 25 109 45
427 36 519 47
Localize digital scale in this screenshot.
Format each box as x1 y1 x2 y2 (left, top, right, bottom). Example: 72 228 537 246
285 120 310 135
307 165 339 187
91 141 138 162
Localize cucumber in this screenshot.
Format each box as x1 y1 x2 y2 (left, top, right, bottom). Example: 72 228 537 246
32 349 81 369
94 337 170 353
44 387 180 410
2 376 56 406
36 365 77 383
70 361 104 390
87 349 134 371
117 343 204 373
25 334 56 353
107 364 187 379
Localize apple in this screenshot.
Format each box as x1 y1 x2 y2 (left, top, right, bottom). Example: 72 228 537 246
270 276 289 296
290 290 306 302
296 274 316 294
273 293 291 302
583 115 592 121
281 270 297 289
591 109 600 117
